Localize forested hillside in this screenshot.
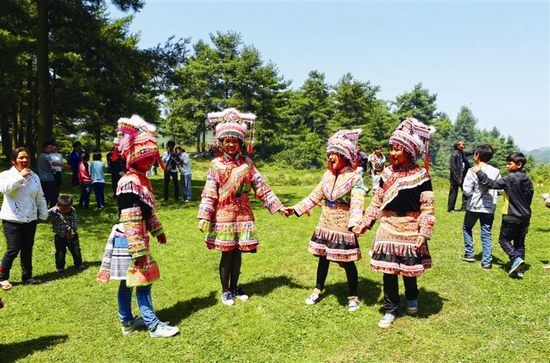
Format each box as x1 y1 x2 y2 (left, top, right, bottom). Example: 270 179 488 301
0 0 532 177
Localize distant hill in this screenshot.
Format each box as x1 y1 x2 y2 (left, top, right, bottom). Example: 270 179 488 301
528 147 550 163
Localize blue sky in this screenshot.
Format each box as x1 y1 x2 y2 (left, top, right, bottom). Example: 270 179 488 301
108 0 549 150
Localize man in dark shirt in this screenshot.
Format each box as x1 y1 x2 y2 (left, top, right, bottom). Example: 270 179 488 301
448 140 471 212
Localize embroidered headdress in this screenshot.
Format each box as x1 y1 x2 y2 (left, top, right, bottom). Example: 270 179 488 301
207 108 257 153
112 115 163 170
389 117 435 169
326 129 363 162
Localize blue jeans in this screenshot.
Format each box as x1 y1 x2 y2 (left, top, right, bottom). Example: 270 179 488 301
462 211 494 265
92 182 105 208
180 173 192 201
118 280 160 331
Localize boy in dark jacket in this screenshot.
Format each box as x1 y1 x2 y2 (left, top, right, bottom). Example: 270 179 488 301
473 152 534 278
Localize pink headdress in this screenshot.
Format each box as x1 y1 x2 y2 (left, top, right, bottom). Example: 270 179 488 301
207 108 257 154
327 129 363 162
389 117 435 169
112 115 164 170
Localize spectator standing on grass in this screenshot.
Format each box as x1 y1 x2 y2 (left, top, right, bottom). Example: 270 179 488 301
459 144 500 269
50 143 67 187
473 152 534 278
448 140 471 212
368 145 386 192
97 115 179 338
90 151 106 209
109 146 126 199
0 147 47 290
360 118 435 329
161 140 180 201
285 129 367 312
69 141 83 187
78 152 92 209
38 141 65 207
48 194 86 273
176 146 192 202
198 108 285 306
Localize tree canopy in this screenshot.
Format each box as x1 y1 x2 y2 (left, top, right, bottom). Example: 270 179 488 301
0 3 524 174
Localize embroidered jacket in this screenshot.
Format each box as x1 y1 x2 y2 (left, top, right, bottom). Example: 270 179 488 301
362 164 435 239
294 167 366 228
198 155 283 221
115 169 164 287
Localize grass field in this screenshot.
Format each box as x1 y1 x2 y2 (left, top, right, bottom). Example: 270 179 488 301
0 160 549 362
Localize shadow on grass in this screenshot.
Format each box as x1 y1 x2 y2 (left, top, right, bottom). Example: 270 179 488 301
0 335 68 363
416 287 447 318
535 227 550 232
324 276 382 307
240 275 307 297
472 252 505 266
157 291 217 325
374 286 447 318
31 260 101 283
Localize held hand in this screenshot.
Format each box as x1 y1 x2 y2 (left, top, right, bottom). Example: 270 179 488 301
351 225 362 235
471 165 481 173
19 168 31 178
157 232 167 244
198 219 209 232
416 235 427 248
283 207 295 217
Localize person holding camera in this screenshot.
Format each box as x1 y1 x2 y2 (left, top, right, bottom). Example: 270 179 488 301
161 140 181 201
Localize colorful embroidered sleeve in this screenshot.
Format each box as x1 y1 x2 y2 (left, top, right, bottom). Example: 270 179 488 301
348 176 366 229
361 188 383 231
120 206 150 259
294 180 324 216
418 190 435 239
198 162 219 220
250 162 284 213
147 212 164 238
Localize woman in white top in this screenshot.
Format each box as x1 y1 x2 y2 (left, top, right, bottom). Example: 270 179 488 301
0 147 48 290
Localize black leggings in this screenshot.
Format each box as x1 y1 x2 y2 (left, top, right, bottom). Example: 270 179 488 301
315 256 358 296
219 249 242 291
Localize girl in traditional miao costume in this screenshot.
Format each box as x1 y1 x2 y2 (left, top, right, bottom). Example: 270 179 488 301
97 115 179 338
286 129 367 312
198 108 284 306
360 117 435 328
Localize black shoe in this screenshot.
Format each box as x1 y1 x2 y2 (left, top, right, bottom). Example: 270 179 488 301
460 254 475 262
481 263 492 270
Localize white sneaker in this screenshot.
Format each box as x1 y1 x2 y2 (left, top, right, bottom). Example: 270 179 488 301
149 322 179 338
347 296 360 312
378 313 396 329
232 288 249 301
305 288 321 305
221 291 235 306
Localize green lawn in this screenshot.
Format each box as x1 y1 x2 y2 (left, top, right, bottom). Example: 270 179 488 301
1 161 549 362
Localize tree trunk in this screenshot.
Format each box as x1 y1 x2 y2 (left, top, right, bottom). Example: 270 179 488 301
27 59 36 165
1 108 10 162
37 0 52 155
11 103 19 148
201 125 206 153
